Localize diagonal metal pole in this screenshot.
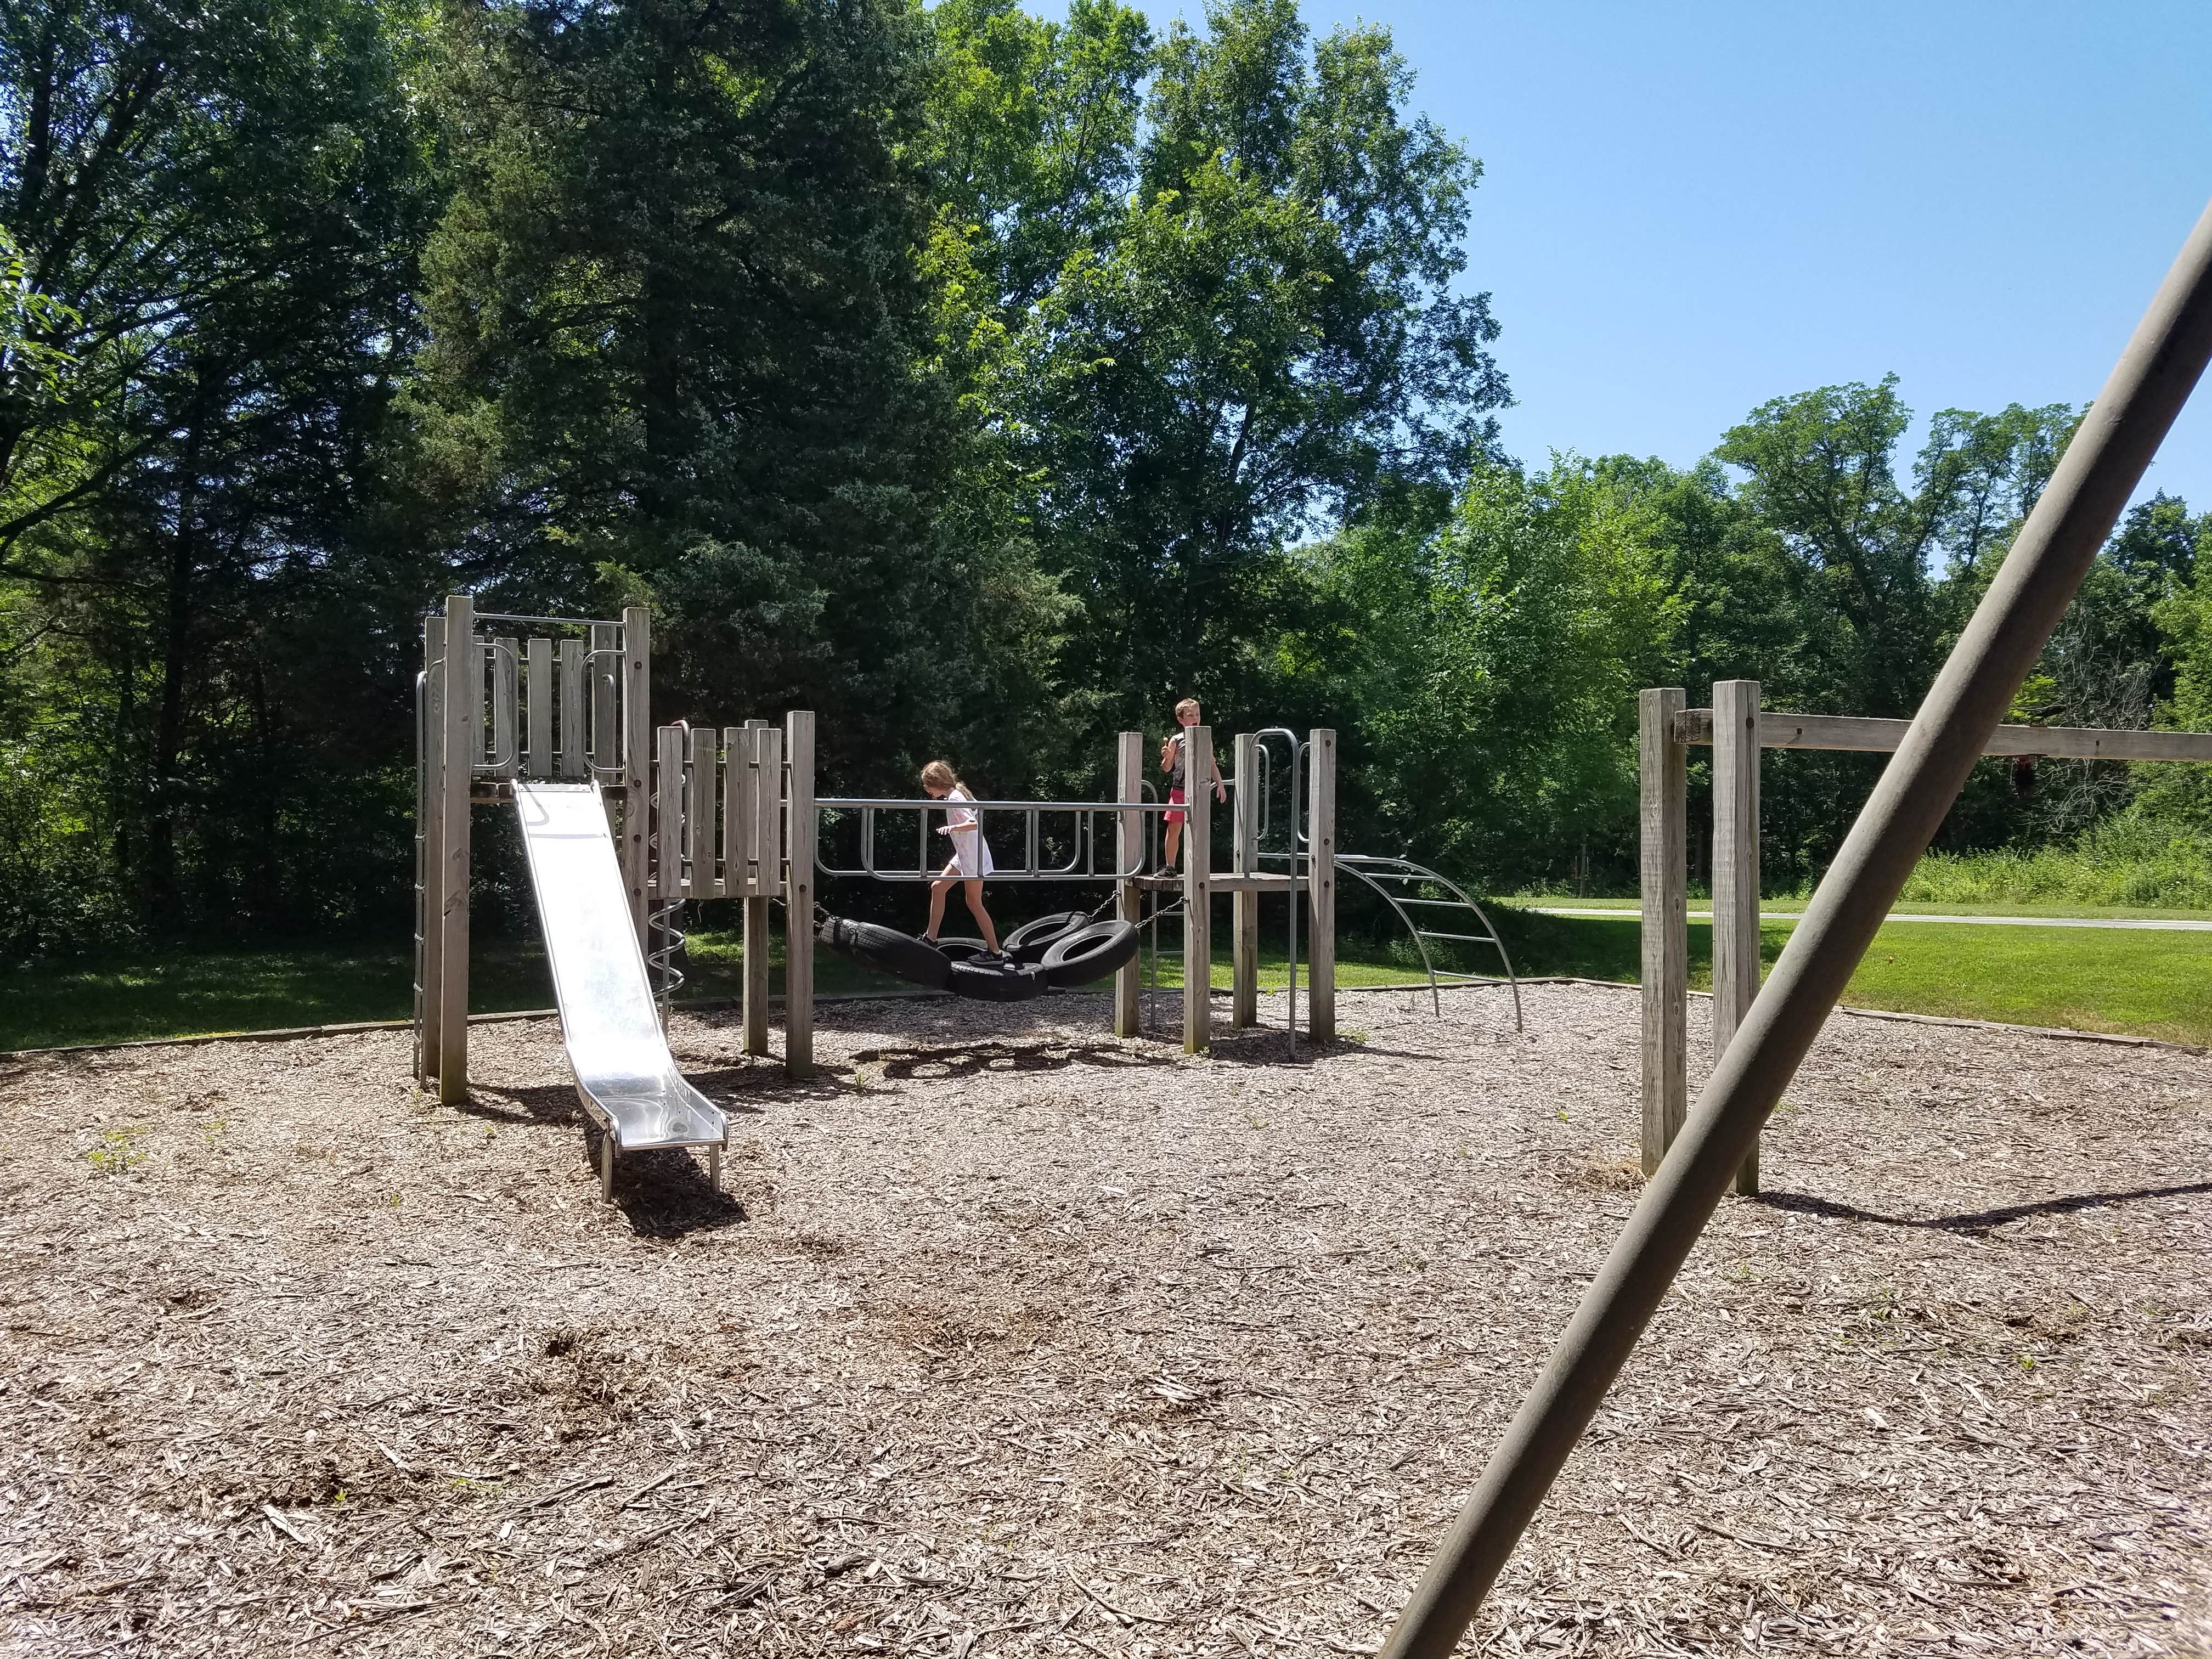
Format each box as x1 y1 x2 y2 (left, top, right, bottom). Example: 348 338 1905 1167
1381 193 2212 1659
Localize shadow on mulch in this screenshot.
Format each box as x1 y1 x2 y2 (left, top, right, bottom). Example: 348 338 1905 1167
456 1081 584 1127
849 1037 1180 1081
1757 1178 2212 1235
586 1135 749 1239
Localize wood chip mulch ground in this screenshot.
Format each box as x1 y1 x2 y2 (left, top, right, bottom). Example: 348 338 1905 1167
3 981 2208 1657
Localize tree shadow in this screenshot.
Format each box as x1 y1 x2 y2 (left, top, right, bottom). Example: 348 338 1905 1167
1756 1180 2212 1235
849 1037 1180 1082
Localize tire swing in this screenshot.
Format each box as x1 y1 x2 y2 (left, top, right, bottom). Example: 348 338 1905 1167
816 916 952 992
1001 911 1092 964
947 956 1049 1001
930 936 994 964
1040 920 1141 988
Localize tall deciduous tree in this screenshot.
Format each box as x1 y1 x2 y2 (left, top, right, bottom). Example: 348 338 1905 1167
1 0 436 942
926 0 1508 747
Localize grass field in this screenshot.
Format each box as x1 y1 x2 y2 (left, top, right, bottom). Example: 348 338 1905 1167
8 905 2210 1051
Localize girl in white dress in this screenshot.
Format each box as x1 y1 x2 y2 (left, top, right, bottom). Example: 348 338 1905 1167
921 760 1001 952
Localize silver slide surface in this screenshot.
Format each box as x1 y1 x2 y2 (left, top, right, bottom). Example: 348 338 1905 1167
515 783 727 1173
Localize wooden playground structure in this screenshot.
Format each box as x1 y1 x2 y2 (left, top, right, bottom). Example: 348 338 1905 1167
1637 678 2212 1193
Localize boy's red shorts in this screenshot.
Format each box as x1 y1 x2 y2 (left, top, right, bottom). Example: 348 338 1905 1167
1165 786 1187 825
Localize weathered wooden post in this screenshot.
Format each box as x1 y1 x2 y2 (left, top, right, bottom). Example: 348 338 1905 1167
525 637 552 777
1114 731 1144 1037
1232 732 1260 1028
620 606 652 946
784 709 816 1078
437 593 476 1104
1307 729 1336 1042
417 614 446 1085
1711 679 1763 1195
1181 725 1213 1053
1639 687 1689 1175
740 719 775 1057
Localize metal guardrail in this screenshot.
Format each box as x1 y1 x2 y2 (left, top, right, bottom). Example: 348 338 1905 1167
814 795 1183 883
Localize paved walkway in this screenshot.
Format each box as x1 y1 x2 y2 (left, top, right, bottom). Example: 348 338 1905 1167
1531 906 2212 932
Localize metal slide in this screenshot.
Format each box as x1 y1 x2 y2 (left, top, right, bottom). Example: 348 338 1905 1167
515 782 727 1197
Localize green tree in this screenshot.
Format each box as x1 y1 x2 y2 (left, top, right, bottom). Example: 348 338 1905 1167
926 0 1508 755
1 0 437 944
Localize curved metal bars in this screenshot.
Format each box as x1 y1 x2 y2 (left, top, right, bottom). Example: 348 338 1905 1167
1335 854 1523 1031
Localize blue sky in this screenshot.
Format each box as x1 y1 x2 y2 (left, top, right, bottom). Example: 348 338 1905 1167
1032 0 2212 509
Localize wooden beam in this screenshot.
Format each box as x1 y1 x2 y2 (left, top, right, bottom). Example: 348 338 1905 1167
784 710 816 1079
437 594 475 1105
619 609 652 945
1182 725 1213 1054
418 615 445 1085
1678 705 2212 764
1307 729 1337 1043
1639 688 1688 1175
1114 731 1143 1038
740 720 771 1058
1710 679 1762 1196
1232 732 1260 1028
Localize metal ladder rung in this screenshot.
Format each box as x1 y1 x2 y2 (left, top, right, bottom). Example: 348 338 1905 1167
1392 896 1472 906
1417 929 1500 945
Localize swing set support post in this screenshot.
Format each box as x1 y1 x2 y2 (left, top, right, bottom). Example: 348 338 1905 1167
1379 194 2212 1659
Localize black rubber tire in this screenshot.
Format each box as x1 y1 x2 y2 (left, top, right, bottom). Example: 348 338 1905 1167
946 958 1049 1002
1001 911 1092 964
1040 919 1141 988
816 915 951 991
932 935 992 964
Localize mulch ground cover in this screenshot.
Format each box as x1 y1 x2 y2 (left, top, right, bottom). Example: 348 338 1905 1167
3 983 2208 1657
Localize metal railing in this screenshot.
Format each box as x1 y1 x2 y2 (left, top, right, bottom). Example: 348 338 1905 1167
814 795 1182 883
1336 854 1522 1030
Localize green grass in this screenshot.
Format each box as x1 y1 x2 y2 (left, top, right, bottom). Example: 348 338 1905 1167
1517 895 2212 921
0 928 913 1053
10 904 2211 1052
1489 906 2212 1046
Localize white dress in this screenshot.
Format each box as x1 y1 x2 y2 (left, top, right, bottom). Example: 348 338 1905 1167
945 786 995 878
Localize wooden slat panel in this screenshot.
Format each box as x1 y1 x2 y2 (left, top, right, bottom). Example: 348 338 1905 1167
687 725 717 899
653 725 685 901
722 726 748 895
525 637 553 778
1679 705 2212 764
754 725 783 900
558 639 586 779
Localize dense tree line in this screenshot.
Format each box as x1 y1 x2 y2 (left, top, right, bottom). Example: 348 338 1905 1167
3 0 2208 957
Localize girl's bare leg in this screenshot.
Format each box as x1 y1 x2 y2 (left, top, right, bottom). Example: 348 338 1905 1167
1163 820 1182 869
963 879 1000 951
926 868 957 940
